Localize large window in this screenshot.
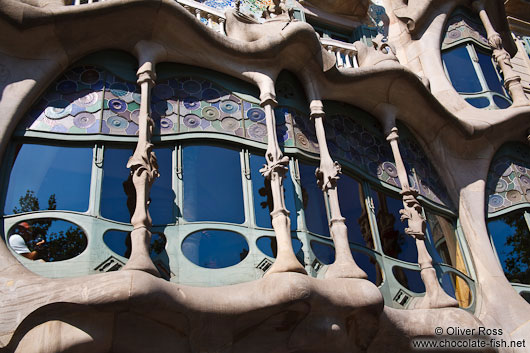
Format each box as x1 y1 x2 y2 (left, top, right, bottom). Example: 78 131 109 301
441 9 512 109
2 56 474 309
486 143 530 303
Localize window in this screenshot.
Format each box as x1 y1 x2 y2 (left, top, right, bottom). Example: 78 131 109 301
441 9 512 109
3 57 473 309
486 143 530 301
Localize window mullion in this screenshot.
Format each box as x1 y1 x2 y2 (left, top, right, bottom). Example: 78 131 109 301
88 143 104 217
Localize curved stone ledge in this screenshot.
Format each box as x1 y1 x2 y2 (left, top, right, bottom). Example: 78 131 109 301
0 266 495 353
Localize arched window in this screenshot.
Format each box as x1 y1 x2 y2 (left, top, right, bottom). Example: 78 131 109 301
486 142 530 303
441 8 512 109
2 55 474 309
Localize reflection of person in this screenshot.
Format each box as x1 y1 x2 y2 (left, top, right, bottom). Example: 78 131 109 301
9 222 46 260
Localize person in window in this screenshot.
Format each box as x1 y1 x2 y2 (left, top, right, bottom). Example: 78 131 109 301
9 222 46 261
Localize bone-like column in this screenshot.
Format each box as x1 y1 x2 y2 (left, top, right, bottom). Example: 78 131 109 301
386 127 457 309
311 101 367 279
260 97 306 276
121 62 160 276
472 1 529 107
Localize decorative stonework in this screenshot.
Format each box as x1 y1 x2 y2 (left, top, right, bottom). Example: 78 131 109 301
442 13 489 50
354 34 398 67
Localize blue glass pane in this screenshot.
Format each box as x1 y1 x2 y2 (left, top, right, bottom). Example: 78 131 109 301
103 230 166 258
352 250 380 285
487 211 530 285
372 190 418 263
250 154 297 229
310 240 380 285
337 174 373 247
182 230 249 268
5 144 92 214
101 147 134 223
425 212 458 267
311 240 335 264
465 97 490 108
256 236 303 259
183 145 244 223
477 51 504 95
393 266 425 293
442 46 482 93
493 95 511 109
299 162 330 236
150 148 175 225
9 219 87 262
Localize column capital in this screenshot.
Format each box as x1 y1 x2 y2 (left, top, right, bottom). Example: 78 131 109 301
260 96 278 108
309 100 325 119
386 127 399 142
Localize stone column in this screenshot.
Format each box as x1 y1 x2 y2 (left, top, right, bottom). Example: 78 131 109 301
260 95 306 276
311 100 367 279
121 62 160 276
472 1 529 107
386 127 457 309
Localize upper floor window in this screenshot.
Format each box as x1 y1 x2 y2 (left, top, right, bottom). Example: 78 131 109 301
441 9 512 109
486 142 530 302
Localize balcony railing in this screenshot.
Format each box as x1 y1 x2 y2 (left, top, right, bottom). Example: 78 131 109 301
70 0 359 69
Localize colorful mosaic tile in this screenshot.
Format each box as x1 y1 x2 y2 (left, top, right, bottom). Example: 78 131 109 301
23 66 105 134
101 76 140 135
442 13 488 50
200 0 274 20
487 147 530 213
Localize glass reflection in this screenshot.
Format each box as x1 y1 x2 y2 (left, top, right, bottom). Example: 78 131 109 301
299 162 329 236
393 266 425 293
103 230 166 258
101 147 134 223
182 229 249 268
477 50 504 96
441 272 472 308
101 147 174 225
256 236 303 260
372 190 417 263
310 240 380 285
487 210 530 285
9 219 87 262
183 145 244 223
442 46 482 93
337 174 373 248
5 144 92 214
250 154 297 229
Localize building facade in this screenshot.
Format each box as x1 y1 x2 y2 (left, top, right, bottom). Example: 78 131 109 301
0 0 529 351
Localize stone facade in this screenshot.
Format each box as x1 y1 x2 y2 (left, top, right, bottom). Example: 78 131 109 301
0 0 529 352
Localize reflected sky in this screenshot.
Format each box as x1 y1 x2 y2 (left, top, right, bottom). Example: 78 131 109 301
183 145 245 223
250 154 297 229
182 229 249 268
299 162 329 236
442 45 482 93
5 144 92 214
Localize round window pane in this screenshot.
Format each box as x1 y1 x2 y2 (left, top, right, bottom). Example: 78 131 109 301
103 230 167 258
8 219 87 262
182 230 249 268
441 272 472 308
392 266 425 293
256 236 302 258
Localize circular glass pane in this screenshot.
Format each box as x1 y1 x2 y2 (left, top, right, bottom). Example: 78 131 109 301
441 272 472 308
182 230 249 269
8 219 87 262
392 266 425 293
256 236 302 258
103 230 166 259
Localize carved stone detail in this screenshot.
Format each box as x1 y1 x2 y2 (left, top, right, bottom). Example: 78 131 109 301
386 127 457 309
260 98 306 276
472 1 529 107
354 34 398 67
121 64 160 277
312 100 367 279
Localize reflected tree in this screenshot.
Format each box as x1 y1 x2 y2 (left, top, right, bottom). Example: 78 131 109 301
12 189 87 262
501 212 530 284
